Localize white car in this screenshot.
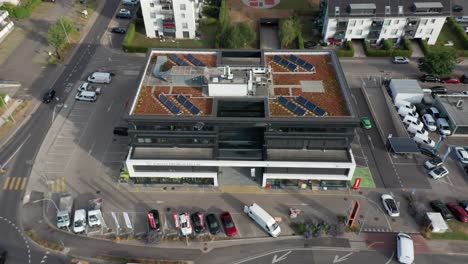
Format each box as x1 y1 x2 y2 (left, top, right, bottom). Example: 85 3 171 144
73 209 86 234
392 56 409 64
174 213 192 236
424 157 443 170
381 194 400 217
428 166 449 179
87 209 102 228
426 107 440 120
118 9 130 15
454 147 468 164
421 114 436 131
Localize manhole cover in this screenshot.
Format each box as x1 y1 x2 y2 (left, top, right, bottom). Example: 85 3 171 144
344 197 348 201
166 207 171 212
374 217 379 221
204 247 208 251
392 219 396 222
171 187 175 190
163 187 167 190
96 190 101 194
359 191 363 195
359 215 364 218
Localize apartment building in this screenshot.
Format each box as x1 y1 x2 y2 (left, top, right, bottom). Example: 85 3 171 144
124 49 359 189
0 10 14 44
140 0 202 39
322 0 451 45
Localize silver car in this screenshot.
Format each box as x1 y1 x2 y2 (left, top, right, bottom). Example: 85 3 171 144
429 166 449 179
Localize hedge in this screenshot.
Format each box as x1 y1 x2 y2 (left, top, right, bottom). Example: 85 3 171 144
419 39 430 55
447 17 468 50
336 41 354 57
363 39 412 57
122 22 148 53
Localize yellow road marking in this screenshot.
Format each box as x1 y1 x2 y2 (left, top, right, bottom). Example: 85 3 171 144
15 177 22 190
61 177 65 192
51 180 56 193
3 177 11 190
20 177 27 190
9 177 16 190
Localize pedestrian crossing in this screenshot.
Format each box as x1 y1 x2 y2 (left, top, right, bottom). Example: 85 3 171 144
2 177 28 191
49 177 66 193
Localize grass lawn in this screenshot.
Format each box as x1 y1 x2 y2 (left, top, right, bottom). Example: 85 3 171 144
274 0 315 10
351 167 375 188
434 23 465 50
431 221 468 240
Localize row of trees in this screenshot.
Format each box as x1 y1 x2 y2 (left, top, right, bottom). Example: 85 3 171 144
47 17 76 60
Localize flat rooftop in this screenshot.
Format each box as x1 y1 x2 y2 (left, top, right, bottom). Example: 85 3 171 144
267 149 351 162
131 147 213 160
436 95 468 126
129 49 352 118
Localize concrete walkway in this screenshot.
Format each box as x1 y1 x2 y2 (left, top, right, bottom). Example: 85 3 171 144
410 40 425 58
352 40 366 58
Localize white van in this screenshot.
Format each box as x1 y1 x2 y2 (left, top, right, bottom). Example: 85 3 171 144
396 233 414 264
398 107 419 118
394 100 416 112
402 115 419 126
78 82 89 92
88 209 102 228
456 16 468 23
87 72 112 84
413 133 435 148
244 203 281 237
73 209 86 234
407 123 428 137
405 119 423 130
436 118 451 135
75 91 97 102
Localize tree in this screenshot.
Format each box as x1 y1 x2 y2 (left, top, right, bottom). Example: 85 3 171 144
279 16 302 48
237 22 256 47
419 48 457 76
47 17 75 59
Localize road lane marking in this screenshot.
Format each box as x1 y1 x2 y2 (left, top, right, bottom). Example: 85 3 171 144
61 177 66 192
9 177 16 190
1 133 31 169
15 177 22 190
3 177 11 189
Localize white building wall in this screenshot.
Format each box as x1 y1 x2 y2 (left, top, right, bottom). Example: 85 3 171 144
0 10 13 44
414 17 446 45
344 18 373 40
378 18 407 41
0 0 20 5
141 0 200 39
323 18 336 41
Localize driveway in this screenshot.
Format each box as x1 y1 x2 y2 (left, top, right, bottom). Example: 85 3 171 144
259 23 280 49
352 40 366 58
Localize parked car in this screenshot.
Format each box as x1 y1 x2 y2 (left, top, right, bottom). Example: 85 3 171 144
453 5 463 12
42 89 56 104
424 157 443 170
392 56 409 64
396 233 414 264
426 107 441 119
360 117 372 129
461 74 468 84
381 194 400 217
147 209 161 231
190 212 205 233
412 133 435 148
205 213 221 234
430 86 447 95
419 147 439 159
430 200 454 220
78 82 90 92
421 114 436 131
0 251 7 264
460 200 468 211
456 16 468 23
420 74 440 83
447 202 468 222
116 9 131 19
177 213 192 236
113 127 128 136
429 166 449 179
454 147 468 164
441 77 461 84
111 27 127 34
436 118 451 136
220 211 237 237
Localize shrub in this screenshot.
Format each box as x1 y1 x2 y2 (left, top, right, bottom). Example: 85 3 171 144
1 0 42 19
419 39 430 55
364 39 412 57
297 34 304 49
122 22 147 53
382 39 392 50
336 41 354 57
447 17 468 50
0 3 16 15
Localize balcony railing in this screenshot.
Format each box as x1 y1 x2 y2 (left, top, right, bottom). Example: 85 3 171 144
370 21 383 30
336 22 348 30
368 31 380 39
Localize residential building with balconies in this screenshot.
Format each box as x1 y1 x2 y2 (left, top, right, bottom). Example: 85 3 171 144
141 0 202 39
321 0 450 46
0 10 14 44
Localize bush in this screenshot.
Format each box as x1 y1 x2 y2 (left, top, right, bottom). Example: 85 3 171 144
419 39 430 55
122 22 147 53
447 17 468 50
364 39 412 57
297 34 304 49
201 17 218 26
0 3 16 15
336 41 354 57
0 0 42 19
382 39 392 50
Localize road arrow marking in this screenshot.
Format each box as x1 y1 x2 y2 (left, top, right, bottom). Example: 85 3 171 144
272 250 292 263
333 252 354 263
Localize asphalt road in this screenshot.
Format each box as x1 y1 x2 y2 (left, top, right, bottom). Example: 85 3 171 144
0 0 121 262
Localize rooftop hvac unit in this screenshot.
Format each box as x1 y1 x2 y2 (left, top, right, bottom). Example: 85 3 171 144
456 99 464 108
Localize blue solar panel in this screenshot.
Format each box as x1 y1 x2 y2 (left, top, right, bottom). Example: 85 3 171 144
169 54 189 66
295 96 328 116
159 94 181 115
277 96 306 116
185 54 206 67
288 55 315 72
177 95 201 115
273 55 298 72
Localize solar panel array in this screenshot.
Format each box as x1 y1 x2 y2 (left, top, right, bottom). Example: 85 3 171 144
159 94 182 115
169 54 189 66
273 55 298 72
288 55 315 72
176 95 201 115
295 96 327 116
185 54 206 67
277 96 306 116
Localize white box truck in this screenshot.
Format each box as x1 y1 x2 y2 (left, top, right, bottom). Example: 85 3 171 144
389 79 424 104
87 72 112 84
56 195 73 229
244 203 281 237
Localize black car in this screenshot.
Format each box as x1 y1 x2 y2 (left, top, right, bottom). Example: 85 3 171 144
453 5 463 12
113 127 128 136
42 89 56 103
191 212 205 233
431 200 454 220
420 74 440 83
0 251 6 264
205 213 220 234
419 147 439 159
460 200 468 211
111 27 127 34
147 209 161 231
430 86 447 95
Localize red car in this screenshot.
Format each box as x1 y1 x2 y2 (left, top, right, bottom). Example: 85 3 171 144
441 77 461 84
220 211 237 237
447 202 468 222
